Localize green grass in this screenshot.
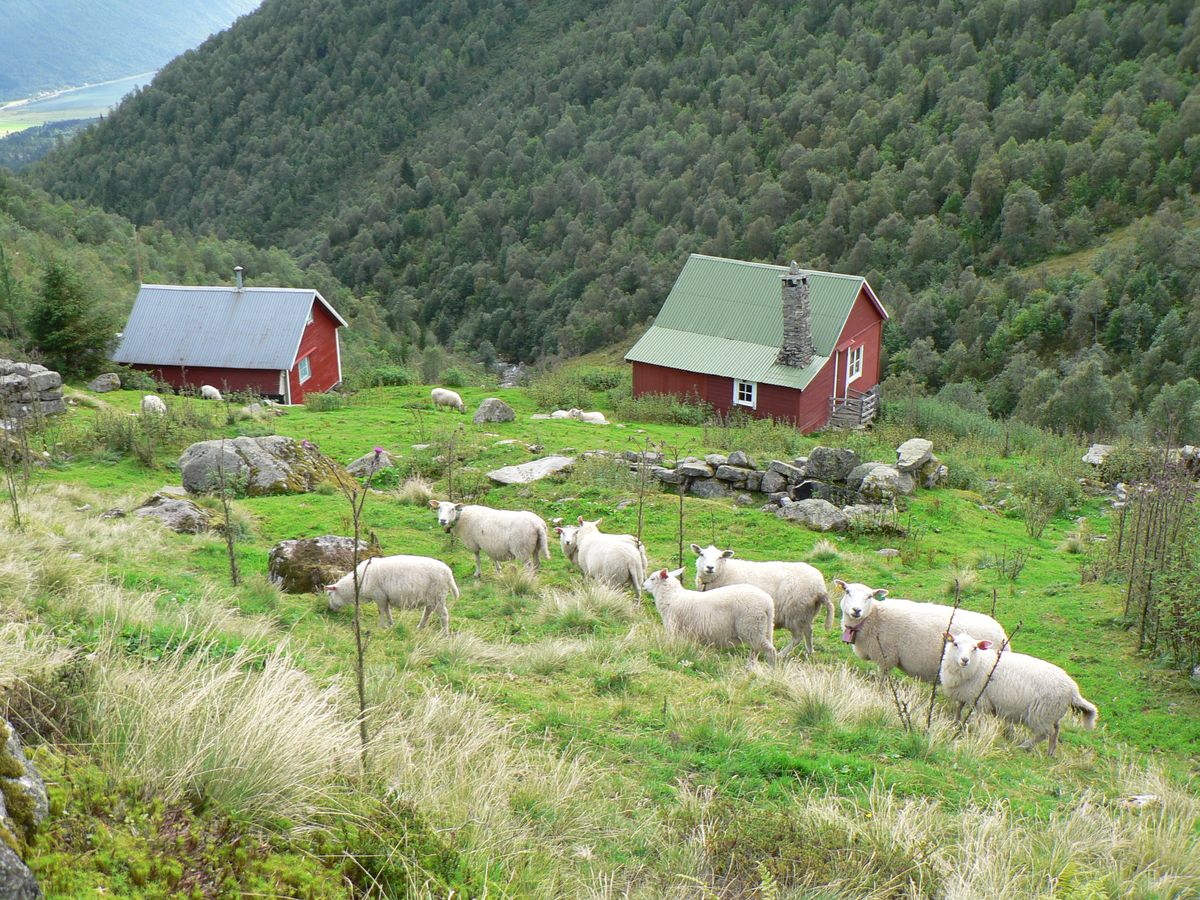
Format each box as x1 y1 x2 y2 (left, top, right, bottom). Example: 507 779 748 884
9 383 1200 896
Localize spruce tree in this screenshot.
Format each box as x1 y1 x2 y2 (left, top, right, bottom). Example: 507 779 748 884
27 261 114 378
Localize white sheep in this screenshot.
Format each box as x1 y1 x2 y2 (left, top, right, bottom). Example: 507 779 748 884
431 387 464 412
643 568 777 665
568 408 609 424
325 554 458 633
940 631 1097 755
556 517 646 598
199 385 222 401
692 544 834 657
550 409 573 419
430 500 550 577
836 580 1008 683
141 395 167 415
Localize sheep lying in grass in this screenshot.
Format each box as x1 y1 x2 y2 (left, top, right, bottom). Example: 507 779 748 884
568 408 609 424
431 500 550 577
431 387 464 412
836 580 1007 683
643 568 777 665
940 631 1097 756
141 395 167 415
326 555 458 633
200 385 222 401
692 543 834 657
556 517 646 599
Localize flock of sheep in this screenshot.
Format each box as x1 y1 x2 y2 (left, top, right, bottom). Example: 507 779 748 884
327 496 1098 757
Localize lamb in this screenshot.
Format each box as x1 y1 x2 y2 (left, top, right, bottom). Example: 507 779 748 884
836 580 1008 683
643 568 777 665
141 395 167 415
692 543 834 657
430 500 550 577
556 517 646 598
325 554 458 633
940 631 1097 755
568 408 609 424
199 385 222 401
431 388 464 412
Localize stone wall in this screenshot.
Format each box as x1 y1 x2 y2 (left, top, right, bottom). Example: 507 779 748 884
0 360 65 423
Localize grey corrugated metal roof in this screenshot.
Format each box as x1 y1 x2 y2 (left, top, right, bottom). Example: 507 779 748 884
625 255 887 390
112 284 346 370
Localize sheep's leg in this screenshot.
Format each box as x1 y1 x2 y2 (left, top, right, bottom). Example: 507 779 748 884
379 604 394 629
1046 723 1059 757
763 643 778 667
778 634 799 659
951 700 965 721
494 558 502 574
417 608 431 629
438 602 449 634
803 622 815 655
473 550 483 579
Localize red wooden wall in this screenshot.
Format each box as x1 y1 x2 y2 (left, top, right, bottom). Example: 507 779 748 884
131 363 283 397
631 285 885 433
288 300 343 402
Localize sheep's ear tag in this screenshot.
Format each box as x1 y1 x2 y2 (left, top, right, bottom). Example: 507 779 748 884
554 527 563 534
324 585 336 592
873 589 888 601
943 631 954 642
578 515 585 526
659 568 668 578
834 579 847 589
977 640 992 651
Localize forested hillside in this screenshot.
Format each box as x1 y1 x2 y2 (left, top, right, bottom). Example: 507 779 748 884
34 0 1200 426
0 0 261 98
0 170 393 375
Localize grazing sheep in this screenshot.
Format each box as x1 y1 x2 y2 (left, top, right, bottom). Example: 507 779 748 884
568 408 609 424
692 543 834 657
199 385 222 401
431 387 464 412
141 395 167 415
325 554 458 633
556 517 647 598
940 631 1097 755
430 500 550 577
836 580 1008 683
643 568 777 665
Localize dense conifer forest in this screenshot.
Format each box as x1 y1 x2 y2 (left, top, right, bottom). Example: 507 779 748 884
30 0 1200 431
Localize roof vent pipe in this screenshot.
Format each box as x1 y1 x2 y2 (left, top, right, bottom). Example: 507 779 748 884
234 266 244 291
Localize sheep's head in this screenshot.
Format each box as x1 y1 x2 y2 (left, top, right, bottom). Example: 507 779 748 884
555 524 580 559
691 543 734 584
325 581 351 612
576 516 603 533
835 580 888 629
430 500 464 532
943 631 992 670
642 567 685 596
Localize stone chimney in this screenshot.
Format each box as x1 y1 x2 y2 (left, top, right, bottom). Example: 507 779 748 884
234 265 244 291
777 260 814 368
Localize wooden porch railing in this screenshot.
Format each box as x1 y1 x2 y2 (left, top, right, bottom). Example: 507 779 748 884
829 385 879 428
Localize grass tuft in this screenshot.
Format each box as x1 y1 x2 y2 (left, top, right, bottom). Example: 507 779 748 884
537 582 635 634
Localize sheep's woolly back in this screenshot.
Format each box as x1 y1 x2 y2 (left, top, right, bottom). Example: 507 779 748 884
648 575 776 663
844 596 1007 683
328 555 457 632
141 395 167 414
453 505 549 564
575 523 646 594
431 388 464 411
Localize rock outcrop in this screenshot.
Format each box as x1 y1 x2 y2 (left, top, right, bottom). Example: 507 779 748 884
473 398 515 424
487 455 575 485
86 373 121 393
0 360 65 421
0 720 47 899
180 436 345 496
132 492 212 534
268 535 381 594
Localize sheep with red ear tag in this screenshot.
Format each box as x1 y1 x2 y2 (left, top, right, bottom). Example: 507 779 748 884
642 567 777 666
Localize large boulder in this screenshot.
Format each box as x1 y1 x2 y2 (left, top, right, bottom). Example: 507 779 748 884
0 359 65 423
1082 444 1115 467
86 373 121 393
180 435 345 496
714 464 751 485
805 447 861 482
346 448 397 478
760 470 790 494
727 450 757 469
487 455 575 485
846 462 890 492
473 398 515 424
132 493 212 534
689 478 731 499
653 466 685 485
767 460 806 483
895 439 934 474
0 720 47 898
677 461 714 478
0 845 40 900
776 498 848 531
859 465 916 501
268 535 381 594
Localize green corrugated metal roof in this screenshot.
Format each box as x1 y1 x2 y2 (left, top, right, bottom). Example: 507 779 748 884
626 254 879 390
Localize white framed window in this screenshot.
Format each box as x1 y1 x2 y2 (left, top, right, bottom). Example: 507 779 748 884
734 379 757 409
846 345 864 384
298 356 312 382
306 305 314 326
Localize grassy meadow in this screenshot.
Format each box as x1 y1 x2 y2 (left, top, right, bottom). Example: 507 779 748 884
3 378 1198 898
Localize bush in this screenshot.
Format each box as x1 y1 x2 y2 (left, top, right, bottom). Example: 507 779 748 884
1016 465 1081 539
441 367 466 388
577 367 626 392
346 365 414 389
304 392 348 412
610 390 711 425
112 366 159 392
529 369 594 411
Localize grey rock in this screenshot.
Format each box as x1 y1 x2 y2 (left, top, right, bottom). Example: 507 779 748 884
767 491 790 506
745 471 763 492
842 504 894 527
760 470 789 494
3 722 48 830
622 449 662 465
777 498 848 531
895 438 934 473
688 478 731 499
346 449 397 478
86 372 121 393
132 493 212 534
704 454 728 467
616 499 635 510
734 493 754 507
473 398 515 424
790 479 841 503
36 399 67 416
653 466 685 485
805 446 861 482
877 548 901 558
26 372 61 393
268 535 380 594
487 455 575 485
767 460 805 483
1082 444 1115 466
922 462 949 489
846 462 890 492
727 450 757 469
0 844 40 900
677 461 714 478
99 507 126 519
714 464 750 484
792 457 808 470
180 435 343 496
859 465 916 501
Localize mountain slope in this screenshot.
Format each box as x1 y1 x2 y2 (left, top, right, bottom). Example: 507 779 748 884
34 1 1200 402
0 0 261 98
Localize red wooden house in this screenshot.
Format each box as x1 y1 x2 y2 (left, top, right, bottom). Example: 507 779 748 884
112 269 347 403
625 254 888 433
